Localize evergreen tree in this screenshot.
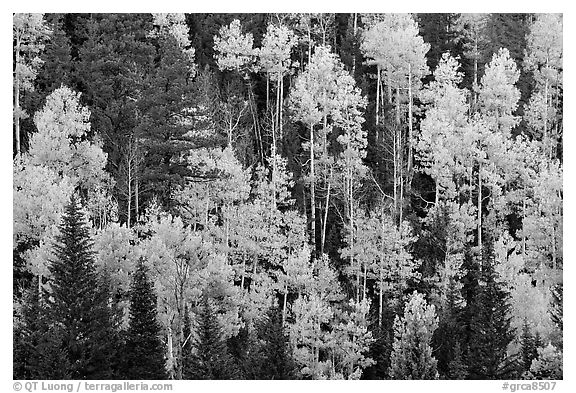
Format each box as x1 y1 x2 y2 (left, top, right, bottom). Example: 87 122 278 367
122 259 167 379
520 318 537 373
255 305 297 379
47 195 117 379
389 291 439 379
14 276 70 379
434 275 466 377
448 341 468 379
187 296 239 379
465 242 515 379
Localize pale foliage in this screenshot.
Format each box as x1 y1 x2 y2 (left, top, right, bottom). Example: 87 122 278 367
389 291 439 379
213 19 259 74
360 13 430 86
151 13 196 75
479 48 520 134
259 23 297 81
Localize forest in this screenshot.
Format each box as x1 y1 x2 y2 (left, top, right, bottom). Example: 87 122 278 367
13 13 563 380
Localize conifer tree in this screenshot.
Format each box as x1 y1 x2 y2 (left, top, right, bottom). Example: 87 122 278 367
466 242 515 379
448 341 468 379
14 276 70 379
187 296 239 379
47 195 117 379
520 318 537 373
389 291 439 379
122 259 167 380
256 305 297 379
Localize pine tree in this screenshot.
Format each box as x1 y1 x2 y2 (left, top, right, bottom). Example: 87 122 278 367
520 318 537 373
122 259 167 379
465 242 515 379
448 341 468 379
47 195 117 379
187 296 239 379
14 276 71 379
434 275 466 377
389 291 439 379
255 305 297 379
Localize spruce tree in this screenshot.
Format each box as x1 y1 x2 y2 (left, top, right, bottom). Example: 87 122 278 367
186 296 239 379
255 305 297 379
465 242 515 379
122 259 167 379
520 318 537 373
448 341 468 380
14 276 70 379
434 275 465 377
47 195 116 379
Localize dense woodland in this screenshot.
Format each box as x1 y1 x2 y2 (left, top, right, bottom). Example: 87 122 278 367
13 13 563 380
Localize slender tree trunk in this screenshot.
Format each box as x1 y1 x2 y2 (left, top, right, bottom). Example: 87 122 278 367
376 66 381 126
266 73 270 111
246 78 264 163
352 13 357 76
14 37 21 156
393 124 398 221
321 167 331 255
473 40 478 110
378 268 383 328
552 225 556 270
477 162 482 251
283 283 288 324
544 75 549 159
522 197 526 258
280 74 284 141
307 25 312 64
167 325 175 379
127 164 132 228
135 171 139 223
310 124 316 250
241 252 246 289
407 63 414 191
356 263 360 303
363 261 367 300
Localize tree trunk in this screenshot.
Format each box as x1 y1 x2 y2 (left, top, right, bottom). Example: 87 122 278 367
376 66 381 126
266 73 270 111
363 261 367 300
477 162 482 251
522 197 526 258
283 283 288 324
407 63 414 191
552 225 556 270
127 163 132 228
473 40 478 110
544 76 549 159
280 74 284 141
246 78 264 163
14 36 21 156
167 325 175 379
352 13 357 76
310 124 316 250
321 167 331 255
378 267 383 328
135 171 139 223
